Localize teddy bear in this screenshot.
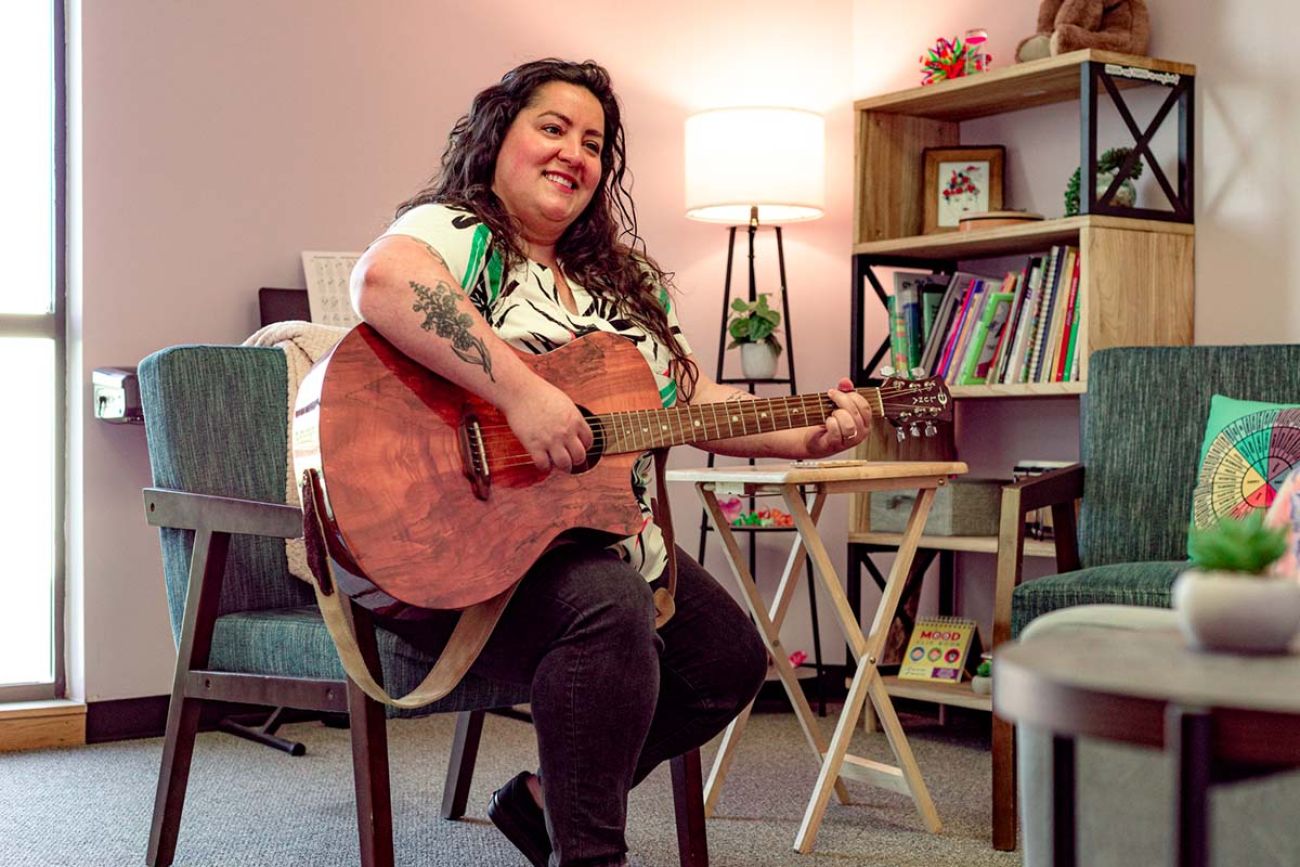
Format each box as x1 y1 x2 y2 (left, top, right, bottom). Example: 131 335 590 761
1015 0 1150 63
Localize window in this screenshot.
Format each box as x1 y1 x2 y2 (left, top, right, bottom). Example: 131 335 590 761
0 1 65 701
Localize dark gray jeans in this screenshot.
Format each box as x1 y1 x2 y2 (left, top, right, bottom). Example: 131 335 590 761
398 543 767 866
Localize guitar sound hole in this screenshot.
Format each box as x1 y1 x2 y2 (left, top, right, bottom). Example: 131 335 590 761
576 406 605 474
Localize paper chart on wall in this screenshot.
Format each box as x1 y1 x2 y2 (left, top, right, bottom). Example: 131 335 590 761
301 251 362 328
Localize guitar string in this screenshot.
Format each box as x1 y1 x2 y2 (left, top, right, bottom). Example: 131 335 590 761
466 387 928 436
468 396 936 444
466 397 942 470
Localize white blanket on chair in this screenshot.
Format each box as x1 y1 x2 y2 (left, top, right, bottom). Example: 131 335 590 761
243 320 349 585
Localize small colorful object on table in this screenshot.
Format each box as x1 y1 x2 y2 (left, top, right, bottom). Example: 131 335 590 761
919 29 991 86
731 507 794 528
717 495 743 525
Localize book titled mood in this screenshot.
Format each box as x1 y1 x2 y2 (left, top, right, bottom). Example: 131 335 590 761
898 617 978 683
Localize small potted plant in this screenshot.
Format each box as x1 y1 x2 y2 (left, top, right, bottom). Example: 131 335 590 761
727 294 782 379
1064 146 1144 216
1172 511 1300 654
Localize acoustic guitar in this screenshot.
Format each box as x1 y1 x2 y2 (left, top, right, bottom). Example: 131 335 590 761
293 324 951 616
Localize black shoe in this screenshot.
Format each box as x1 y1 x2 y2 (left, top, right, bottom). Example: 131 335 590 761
488 771 552 867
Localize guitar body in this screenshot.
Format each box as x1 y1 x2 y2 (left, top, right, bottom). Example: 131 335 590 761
294 325 662 614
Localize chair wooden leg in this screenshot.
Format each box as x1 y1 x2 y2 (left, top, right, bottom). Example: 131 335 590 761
345 601 394 867
146 695 202 867
348 679 393 867
148 528 230 867
442 710 485 820
670 748 709 867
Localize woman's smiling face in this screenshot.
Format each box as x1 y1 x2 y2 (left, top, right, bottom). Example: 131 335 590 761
491 81 606 245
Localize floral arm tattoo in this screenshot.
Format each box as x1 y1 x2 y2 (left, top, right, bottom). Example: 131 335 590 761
410 279 495 382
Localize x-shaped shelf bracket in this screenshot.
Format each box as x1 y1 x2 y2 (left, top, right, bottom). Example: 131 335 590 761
1081 60 1195 223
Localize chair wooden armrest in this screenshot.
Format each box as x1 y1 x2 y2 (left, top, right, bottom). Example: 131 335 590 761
1002 463 1085 515
992 463 1085 649
143 487 302 539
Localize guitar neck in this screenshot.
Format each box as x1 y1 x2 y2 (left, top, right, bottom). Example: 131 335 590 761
594 388 885 454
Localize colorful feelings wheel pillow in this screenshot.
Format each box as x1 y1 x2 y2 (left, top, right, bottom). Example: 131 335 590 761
1191 395 1300 548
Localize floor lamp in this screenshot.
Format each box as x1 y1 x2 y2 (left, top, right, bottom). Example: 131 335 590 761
684 106 828 707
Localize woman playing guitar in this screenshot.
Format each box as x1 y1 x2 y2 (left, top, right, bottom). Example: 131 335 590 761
350 59 872 867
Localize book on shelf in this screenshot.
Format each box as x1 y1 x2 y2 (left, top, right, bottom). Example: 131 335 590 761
920 278 947 344
889 271 952 378
957 290 1014 385
896 248 1088 387
938 276 987 380
898 616 982 684
985 270 1025 382
920 272 968 373
1001 257 1043 385
1028 246 1065 383
892 271 927 371
886 295 907 374
1055 253 1083 382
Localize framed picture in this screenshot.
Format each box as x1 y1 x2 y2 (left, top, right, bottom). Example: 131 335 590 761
922 146 1005 233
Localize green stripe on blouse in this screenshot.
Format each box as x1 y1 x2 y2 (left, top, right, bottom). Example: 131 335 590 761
462 224 490 290
659 380 677 408
485 248 504 305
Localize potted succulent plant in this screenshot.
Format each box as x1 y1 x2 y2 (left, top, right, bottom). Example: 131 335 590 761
1064 146 1145 216
1172 511 1300 654
727 294 782 379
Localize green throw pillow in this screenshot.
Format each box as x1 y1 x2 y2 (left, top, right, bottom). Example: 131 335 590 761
1189 394 1300 554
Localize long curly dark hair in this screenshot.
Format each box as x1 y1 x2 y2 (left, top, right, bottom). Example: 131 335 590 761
397 58 698 401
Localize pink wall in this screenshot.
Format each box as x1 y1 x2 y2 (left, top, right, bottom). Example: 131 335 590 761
73 0 1300 701
72 0 854 699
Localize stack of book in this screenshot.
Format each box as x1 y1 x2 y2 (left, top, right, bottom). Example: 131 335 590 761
887 245 1083 385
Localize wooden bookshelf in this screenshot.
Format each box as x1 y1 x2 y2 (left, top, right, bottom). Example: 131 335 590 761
851 214 1192 259
876 676 991 713
848 52 1196 852
947 380 1086 399
854 50 1195 121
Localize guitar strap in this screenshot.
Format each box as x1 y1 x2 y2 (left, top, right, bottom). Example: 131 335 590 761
300 447 680 709
299 468 515 710
649 446 678 629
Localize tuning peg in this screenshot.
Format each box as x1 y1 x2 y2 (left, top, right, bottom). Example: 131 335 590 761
910 367 925 379
879 365 896 378
924 422 937 437
895 428 906 442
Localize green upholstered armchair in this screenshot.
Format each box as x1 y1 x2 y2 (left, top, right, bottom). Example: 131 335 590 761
1000 344 1300 638
986 344 1300 851
138 344 708 867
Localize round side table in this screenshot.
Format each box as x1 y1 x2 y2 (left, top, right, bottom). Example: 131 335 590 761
995 626 1300 867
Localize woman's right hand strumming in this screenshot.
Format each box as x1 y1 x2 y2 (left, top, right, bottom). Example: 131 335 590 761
500 379 593 474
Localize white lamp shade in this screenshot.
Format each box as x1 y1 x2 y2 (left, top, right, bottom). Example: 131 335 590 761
684 107 825 224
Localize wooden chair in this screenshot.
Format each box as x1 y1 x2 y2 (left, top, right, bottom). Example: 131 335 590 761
138 342 707 867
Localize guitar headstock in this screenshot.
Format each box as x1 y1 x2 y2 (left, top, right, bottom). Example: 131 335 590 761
875 373 952 441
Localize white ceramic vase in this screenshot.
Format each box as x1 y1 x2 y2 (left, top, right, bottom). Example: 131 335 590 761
740 342 779 380
1171 569 1300 654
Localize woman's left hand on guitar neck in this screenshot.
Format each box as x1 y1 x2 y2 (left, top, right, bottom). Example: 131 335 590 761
685 365 872 460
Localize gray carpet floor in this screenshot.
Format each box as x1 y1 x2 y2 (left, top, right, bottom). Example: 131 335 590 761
0 708 1022 866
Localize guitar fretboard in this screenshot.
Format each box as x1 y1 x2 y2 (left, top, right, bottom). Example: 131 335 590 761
594 388 885 454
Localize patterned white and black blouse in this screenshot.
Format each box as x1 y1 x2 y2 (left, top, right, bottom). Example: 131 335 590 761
382 203 691 583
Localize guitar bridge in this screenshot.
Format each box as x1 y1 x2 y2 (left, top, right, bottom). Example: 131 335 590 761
457 411 491 501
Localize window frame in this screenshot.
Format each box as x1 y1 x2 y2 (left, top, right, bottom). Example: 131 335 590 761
0 0 66 703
